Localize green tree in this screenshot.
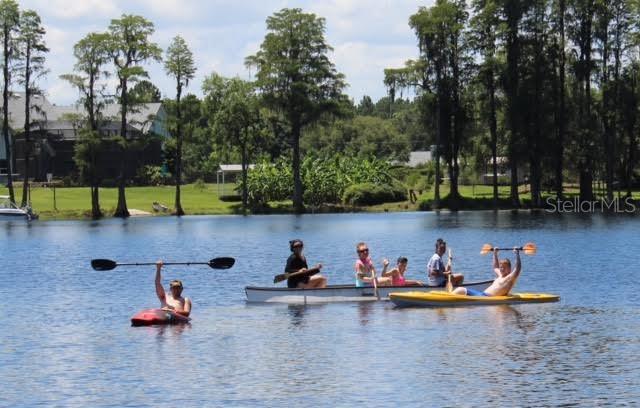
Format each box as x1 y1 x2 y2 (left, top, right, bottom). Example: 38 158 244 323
61 32 110 219
409 0 471 206
129 79 161 103
108 14 162 217
164 35 196 216
246 8 347 213
211 75 262 212
16 9 48 207
0 0 19 203
568 0 597 201
469 0 502 207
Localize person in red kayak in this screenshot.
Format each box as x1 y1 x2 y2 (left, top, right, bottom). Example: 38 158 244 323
452 248 521 296
155 260 191 316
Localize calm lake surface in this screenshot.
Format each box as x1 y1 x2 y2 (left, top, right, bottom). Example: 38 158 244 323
1 211 639 407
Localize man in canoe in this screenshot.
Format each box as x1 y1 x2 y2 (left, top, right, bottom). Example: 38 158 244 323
155 260 192 316
427 238 464 287
284 239 327 289
453 248 521 296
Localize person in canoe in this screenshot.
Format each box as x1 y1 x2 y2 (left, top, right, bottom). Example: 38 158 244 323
381 257 424 286
427 238 464 287
452 248 521 296
155 260 192 317
284 239 327 289
355 242 391 287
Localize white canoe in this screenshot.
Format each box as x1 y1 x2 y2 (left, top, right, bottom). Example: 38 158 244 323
245 280 494 304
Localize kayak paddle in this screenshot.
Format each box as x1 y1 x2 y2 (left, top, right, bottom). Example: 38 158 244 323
91 257 235 271
480 243 537 255
273 265 321 284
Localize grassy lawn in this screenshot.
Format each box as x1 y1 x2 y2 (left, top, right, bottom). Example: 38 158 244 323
0 183 240 220
2 182 638 220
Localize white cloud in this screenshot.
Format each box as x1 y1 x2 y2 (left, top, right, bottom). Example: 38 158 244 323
26 0 120 20
16 0 431 105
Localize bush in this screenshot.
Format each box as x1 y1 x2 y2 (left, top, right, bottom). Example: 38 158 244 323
136 165 172 186
343 182 406 206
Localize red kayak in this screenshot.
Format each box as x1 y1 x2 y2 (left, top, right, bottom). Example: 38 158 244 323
130 308 191 326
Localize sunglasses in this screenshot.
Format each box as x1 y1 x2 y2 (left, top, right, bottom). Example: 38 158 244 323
358 248 369 254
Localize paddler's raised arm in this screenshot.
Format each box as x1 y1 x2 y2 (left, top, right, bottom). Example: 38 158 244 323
155 260 166 303
493 248 500 276
511 248 521 277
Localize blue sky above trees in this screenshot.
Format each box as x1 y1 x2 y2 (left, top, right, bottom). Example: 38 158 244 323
21 0 429 105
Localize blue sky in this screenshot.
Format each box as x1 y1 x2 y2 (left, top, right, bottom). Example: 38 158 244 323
19 0 431 105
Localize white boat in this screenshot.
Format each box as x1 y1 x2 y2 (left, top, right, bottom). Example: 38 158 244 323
245 280 494 304
0 196 36 220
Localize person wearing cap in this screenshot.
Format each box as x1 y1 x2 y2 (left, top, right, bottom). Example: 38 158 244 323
155 260 191 317
284 239 327 289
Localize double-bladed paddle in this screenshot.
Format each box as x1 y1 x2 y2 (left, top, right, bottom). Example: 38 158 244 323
91 257 235 271
480 243 537 255
273 265 321 284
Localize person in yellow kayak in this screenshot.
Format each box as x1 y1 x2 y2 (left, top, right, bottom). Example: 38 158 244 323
155 260 192 316
427 238 464 287
452 248 521 296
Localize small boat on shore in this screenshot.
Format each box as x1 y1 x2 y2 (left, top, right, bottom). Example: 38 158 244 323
0 196 36 220
389 291 560 308
245 280 494 304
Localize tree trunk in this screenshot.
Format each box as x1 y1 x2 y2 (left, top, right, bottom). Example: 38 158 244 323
2 25 14 203
241 138 248 214
114 78 129 218
556 0 566 199
291 119 304 214
21 44 32 208
488 67 499 208
88 72 102 219
91 186 102 219
174 82 184 216
506 5 521 208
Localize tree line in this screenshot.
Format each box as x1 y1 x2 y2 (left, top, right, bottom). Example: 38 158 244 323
385 0 640 208
3 1 638 217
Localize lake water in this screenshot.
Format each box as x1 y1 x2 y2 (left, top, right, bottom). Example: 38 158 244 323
1 211 639 407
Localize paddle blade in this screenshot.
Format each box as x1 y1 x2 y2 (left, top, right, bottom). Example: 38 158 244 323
480 244 493 255
208 257 235 269
273 273 287 284
522 242 537 255
91 259 117 271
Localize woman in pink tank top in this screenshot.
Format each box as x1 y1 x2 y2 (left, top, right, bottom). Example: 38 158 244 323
354 242 391 287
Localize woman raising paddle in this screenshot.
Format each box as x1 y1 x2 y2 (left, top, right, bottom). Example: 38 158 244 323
284 239 327 289
155 260 191 317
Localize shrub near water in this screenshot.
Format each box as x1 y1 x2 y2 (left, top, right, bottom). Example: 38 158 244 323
343 182 407 205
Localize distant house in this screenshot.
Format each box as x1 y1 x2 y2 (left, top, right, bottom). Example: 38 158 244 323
482 156 526 185
392 150 433 167
1 92 168 183
216 164 255 195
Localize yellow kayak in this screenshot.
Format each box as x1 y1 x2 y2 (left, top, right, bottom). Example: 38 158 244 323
389 291 560 308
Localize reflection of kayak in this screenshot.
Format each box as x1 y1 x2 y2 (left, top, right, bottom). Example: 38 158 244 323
130 308 191 326
389 291 560 308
